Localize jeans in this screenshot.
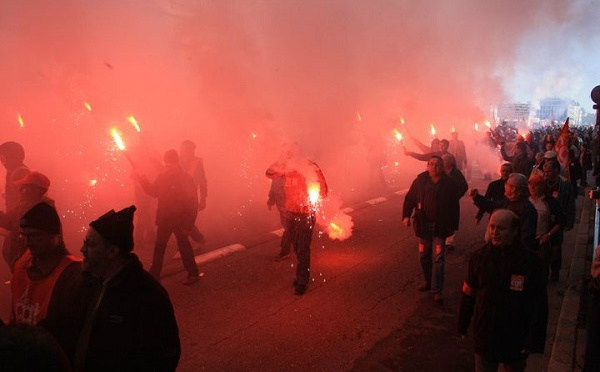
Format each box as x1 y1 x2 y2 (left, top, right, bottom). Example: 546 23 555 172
474 354 526 372
284 212 315 287
418 223 446 294
150 224 199 279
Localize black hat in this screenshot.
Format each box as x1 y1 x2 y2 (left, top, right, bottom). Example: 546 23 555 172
20 202 61 235
90 206 136 253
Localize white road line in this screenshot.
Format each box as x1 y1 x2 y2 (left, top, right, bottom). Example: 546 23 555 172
193 244 247 265
341 207 354 214
394 188 409 196
271 228 285 237
365 197 387 205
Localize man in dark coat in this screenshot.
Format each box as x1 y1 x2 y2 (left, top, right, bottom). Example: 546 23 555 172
402 156 460 304
458 209 548 371
469 173 538 252
475 163 512 225
0 141 29 212
138 149 200 285
72 206 180 372
441 153 468 251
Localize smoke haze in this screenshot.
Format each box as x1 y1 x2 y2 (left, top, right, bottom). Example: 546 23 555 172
0 0 591 253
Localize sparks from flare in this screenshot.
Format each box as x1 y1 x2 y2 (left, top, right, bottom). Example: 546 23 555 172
392 129 403 142
127 116 141 132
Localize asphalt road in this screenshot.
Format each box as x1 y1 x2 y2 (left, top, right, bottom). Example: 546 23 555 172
163 188 489 371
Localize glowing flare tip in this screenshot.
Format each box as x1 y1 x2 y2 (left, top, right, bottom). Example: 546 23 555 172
307 183 321 205
17 114 24 128
84 102 92 111
392 129 403 141
474 123 479 131
430 124 436 136
110 128 126 150
127 116 141 132
89 179 97 187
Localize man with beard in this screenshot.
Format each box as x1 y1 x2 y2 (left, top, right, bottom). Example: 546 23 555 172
458 209 548 371
69 206 180 372
402 156 459 305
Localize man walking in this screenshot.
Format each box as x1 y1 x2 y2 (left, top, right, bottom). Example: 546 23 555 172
458 209 548 371
402 156 459 304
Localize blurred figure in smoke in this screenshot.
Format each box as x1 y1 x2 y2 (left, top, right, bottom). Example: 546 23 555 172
448 131 467 172
458 209 548 371
266 143 299 261
0 141 29 212
404 138 450 162
11 202 82 325
180 140 208 248
0 171 54 272
129 133 161 249
475 163 512 226
267 144 328 295
402 156 459 305
580 143 592 187
366 136 388 194
137 149 200 285
441 154 468 252
500 141 534 178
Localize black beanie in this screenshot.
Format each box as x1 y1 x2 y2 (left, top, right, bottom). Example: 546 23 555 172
89 206 136 253
20 202 61 235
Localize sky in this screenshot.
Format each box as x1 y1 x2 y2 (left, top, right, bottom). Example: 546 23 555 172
0 0 599 250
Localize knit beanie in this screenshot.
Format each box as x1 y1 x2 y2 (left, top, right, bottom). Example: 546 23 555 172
89 205 136 253
20 202 61 234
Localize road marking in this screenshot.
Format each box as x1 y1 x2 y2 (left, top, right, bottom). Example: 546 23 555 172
193 244 246 265
341 207 354 213
365 197 387 205
271 228 285 237
394 188 409 196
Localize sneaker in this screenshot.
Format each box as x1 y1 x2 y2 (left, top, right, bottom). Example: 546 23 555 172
417 282 431 291
294 285 307 296
182 275 200 286
274 253 291 262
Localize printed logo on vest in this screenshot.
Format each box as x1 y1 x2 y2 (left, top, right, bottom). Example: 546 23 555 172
510 274 525 292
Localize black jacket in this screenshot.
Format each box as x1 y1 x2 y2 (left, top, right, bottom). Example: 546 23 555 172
403 171 460 237
458 242 548 362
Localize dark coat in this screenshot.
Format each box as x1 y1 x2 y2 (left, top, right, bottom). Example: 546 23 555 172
475 178 506 221
403 171 460 237
42 255 180 372
140 165 198 229
458 242 548 362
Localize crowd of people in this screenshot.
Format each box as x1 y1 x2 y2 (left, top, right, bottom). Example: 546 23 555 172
0 119 598 370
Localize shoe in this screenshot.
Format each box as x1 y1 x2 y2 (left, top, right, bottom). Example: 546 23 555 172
274 253 291 262
294 285 307 296
182 275 200 286
446 245 455 252
433 293 443 305
417 282 431 292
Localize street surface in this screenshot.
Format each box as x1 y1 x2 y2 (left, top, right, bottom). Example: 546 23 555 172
0 173 580 371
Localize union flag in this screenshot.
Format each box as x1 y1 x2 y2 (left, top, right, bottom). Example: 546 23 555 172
554 117 570 178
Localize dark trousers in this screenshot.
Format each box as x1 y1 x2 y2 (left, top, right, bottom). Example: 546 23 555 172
285 213 315 287
150 224 198 279
279 209 292 255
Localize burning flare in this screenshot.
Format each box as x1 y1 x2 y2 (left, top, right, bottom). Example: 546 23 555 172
110 128 126 150
84 102 92 111
17 113 24 128
474 123 479 131
392 129 403 141
307 182 321 206
430 124 436 136
127 116 141 132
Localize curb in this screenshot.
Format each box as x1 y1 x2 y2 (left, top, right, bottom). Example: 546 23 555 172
548 195 591 371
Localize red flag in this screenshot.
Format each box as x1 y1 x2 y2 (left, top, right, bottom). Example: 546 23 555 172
553 117 570 175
